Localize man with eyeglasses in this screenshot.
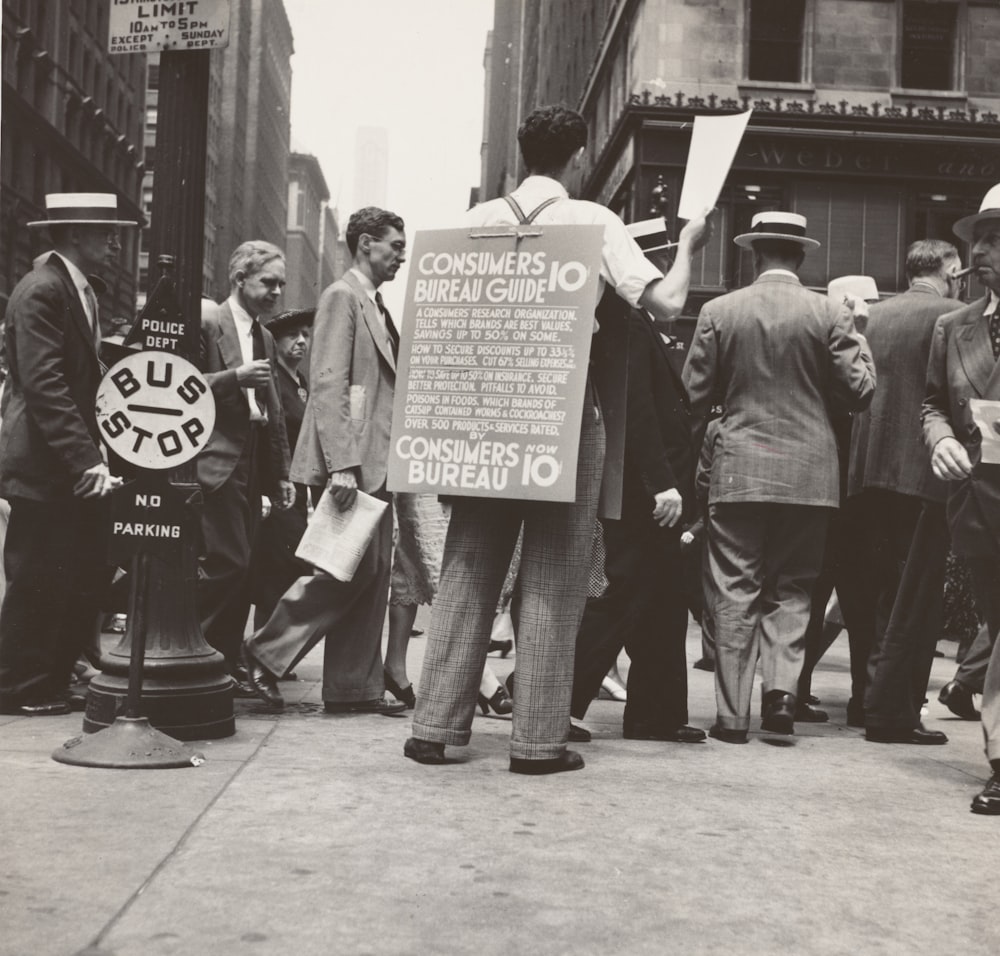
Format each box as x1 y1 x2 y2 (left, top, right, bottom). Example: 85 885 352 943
0 193 134 716
923 183 1000 814
842 240 963 746
243 208 409 717
196 240 294 685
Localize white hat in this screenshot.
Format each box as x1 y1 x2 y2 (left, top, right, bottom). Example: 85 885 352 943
953 183 1000 243
734 211 820 250
27 192 138 228
827 275 879 303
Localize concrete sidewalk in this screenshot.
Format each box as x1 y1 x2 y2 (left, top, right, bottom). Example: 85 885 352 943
2 613 997 956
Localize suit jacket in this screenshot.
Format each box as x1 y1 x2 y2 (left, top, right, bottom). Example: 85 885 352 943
291 271 396 493
196 301 290 495
615 310 695 522
922 296 1000 555
848 284 952 503
0 254 105 500
682 272 876 507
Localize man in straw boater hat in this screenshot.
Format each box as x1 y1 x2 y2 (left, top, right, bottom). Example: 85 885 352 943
0 193 135 715
682 210 876 744
922 183 1000 814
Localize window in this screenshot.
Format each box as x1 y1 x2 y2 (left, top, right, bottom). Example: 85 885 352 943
901 1 958 90
748 0 806 83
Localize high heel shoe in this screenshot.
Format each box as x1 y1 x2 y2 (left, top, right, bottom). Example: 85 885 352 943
488 639 513 658
384 671 416 709
600 675 627 702
478 685 513 715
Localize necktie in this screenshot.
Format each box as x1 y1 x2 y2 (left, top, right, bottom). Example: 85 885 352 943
84 284 101 350
375 291 399 360
250 319 268 418
991 312 1000 361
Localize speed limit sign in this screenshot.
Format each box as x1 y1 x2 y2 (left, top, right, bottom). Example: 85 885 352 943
95 351 215 469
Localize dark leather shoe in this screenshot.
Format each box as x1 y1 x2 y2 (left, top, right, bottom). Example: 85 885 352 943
623 721 706 743
795 702 828 723
509 750 584 775
708 724 748 744
692 657 715 672
761 691 795 734
939 680 980 720
568 722 591 742
846 701 865 728
866 723 947 744
404 737 447 764
325 696 407 716
384 671 416 709
243 645 284 709
970 771 1000 815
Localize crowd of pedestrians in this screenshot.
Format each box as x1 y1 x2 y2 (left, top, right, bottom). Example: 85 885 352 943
2 105 1000 815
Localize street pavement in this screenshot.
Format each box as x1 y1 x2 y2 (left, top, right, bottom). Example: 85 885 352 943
2 610 998 956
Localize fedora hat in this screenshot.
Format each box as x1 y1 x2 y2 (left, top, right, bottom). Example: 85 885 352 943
953 183 1000 243
263 308 315 338
27 192 138 228
734 211 820 250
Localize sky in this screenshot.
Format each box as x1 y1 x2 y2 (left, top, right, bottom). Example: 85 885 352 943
282 0 496 312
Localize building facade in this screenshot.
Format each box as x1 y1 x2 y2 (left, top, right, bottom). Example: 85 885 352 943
285 151 329 310
482 0 1000 317
1 0 146 321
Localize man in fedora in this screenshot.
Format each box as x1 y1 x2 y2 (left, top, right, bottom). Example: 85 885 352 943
0 193 135 715
683 211 876 743
922 183 1000 813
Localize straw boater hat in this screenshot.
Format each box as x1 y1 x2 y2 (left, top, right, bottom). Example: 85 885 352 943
27 192 138 228
734 211 820 250
264 308 315 338
953 183 1000 243
827 275 879 303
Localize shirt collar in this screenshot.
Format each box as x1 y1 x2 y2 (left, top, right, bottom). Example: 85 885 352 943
759 268 799 279
513 175 570 205
350 266 378 304
51 251 90 293
985 291 999 318
227 293 256 332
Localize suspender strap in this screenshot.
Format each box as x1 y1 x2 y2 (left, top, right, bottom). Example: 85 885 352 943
502 195 561 225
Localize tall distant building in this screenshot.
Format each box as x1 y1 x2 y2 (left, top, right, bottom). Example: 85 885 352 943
352 126 388 211
285 152 329 309
481 0 1000 313
1 1 146 319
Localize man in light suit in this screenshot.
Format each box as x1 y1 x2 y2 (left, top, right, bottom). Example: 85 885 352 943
197 241 294 678
683 211 876 743
0 193 134 715
922 183 1000 814
243 207 407 716
846 241 963 744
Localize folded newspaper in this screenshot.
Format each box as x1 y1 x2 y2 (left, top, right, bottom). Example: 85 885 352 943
295 487 388 582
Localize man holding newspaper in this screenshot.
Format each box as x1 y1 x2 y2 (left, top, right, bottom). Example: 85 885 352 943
243 207 408 715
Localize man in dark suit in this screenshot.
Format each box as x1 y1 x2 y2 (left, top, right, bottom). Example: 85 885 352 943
243 208 407 716
845 241 963 745
683 211 876 743
922 183 1000 814
196 241 294 679
249 308 315 629
569 308 705 743
0 193 135 715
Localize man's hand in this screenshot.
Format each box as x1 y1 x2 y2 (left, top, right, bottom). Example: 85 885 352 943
274 480 295 511
931 436 973 481
328 469 358 512
678 207 716 254
652 488 683 527
73 463 120 499
236 359 271 388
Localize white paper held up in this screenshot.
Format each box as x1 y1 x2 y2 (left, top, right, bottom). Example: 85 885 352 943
970 399 1000 465
295 488 388 582
677 110 753 221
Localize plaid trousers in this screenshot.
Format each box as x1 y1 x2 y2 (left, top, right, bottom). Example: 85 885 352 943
412 388 605 760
